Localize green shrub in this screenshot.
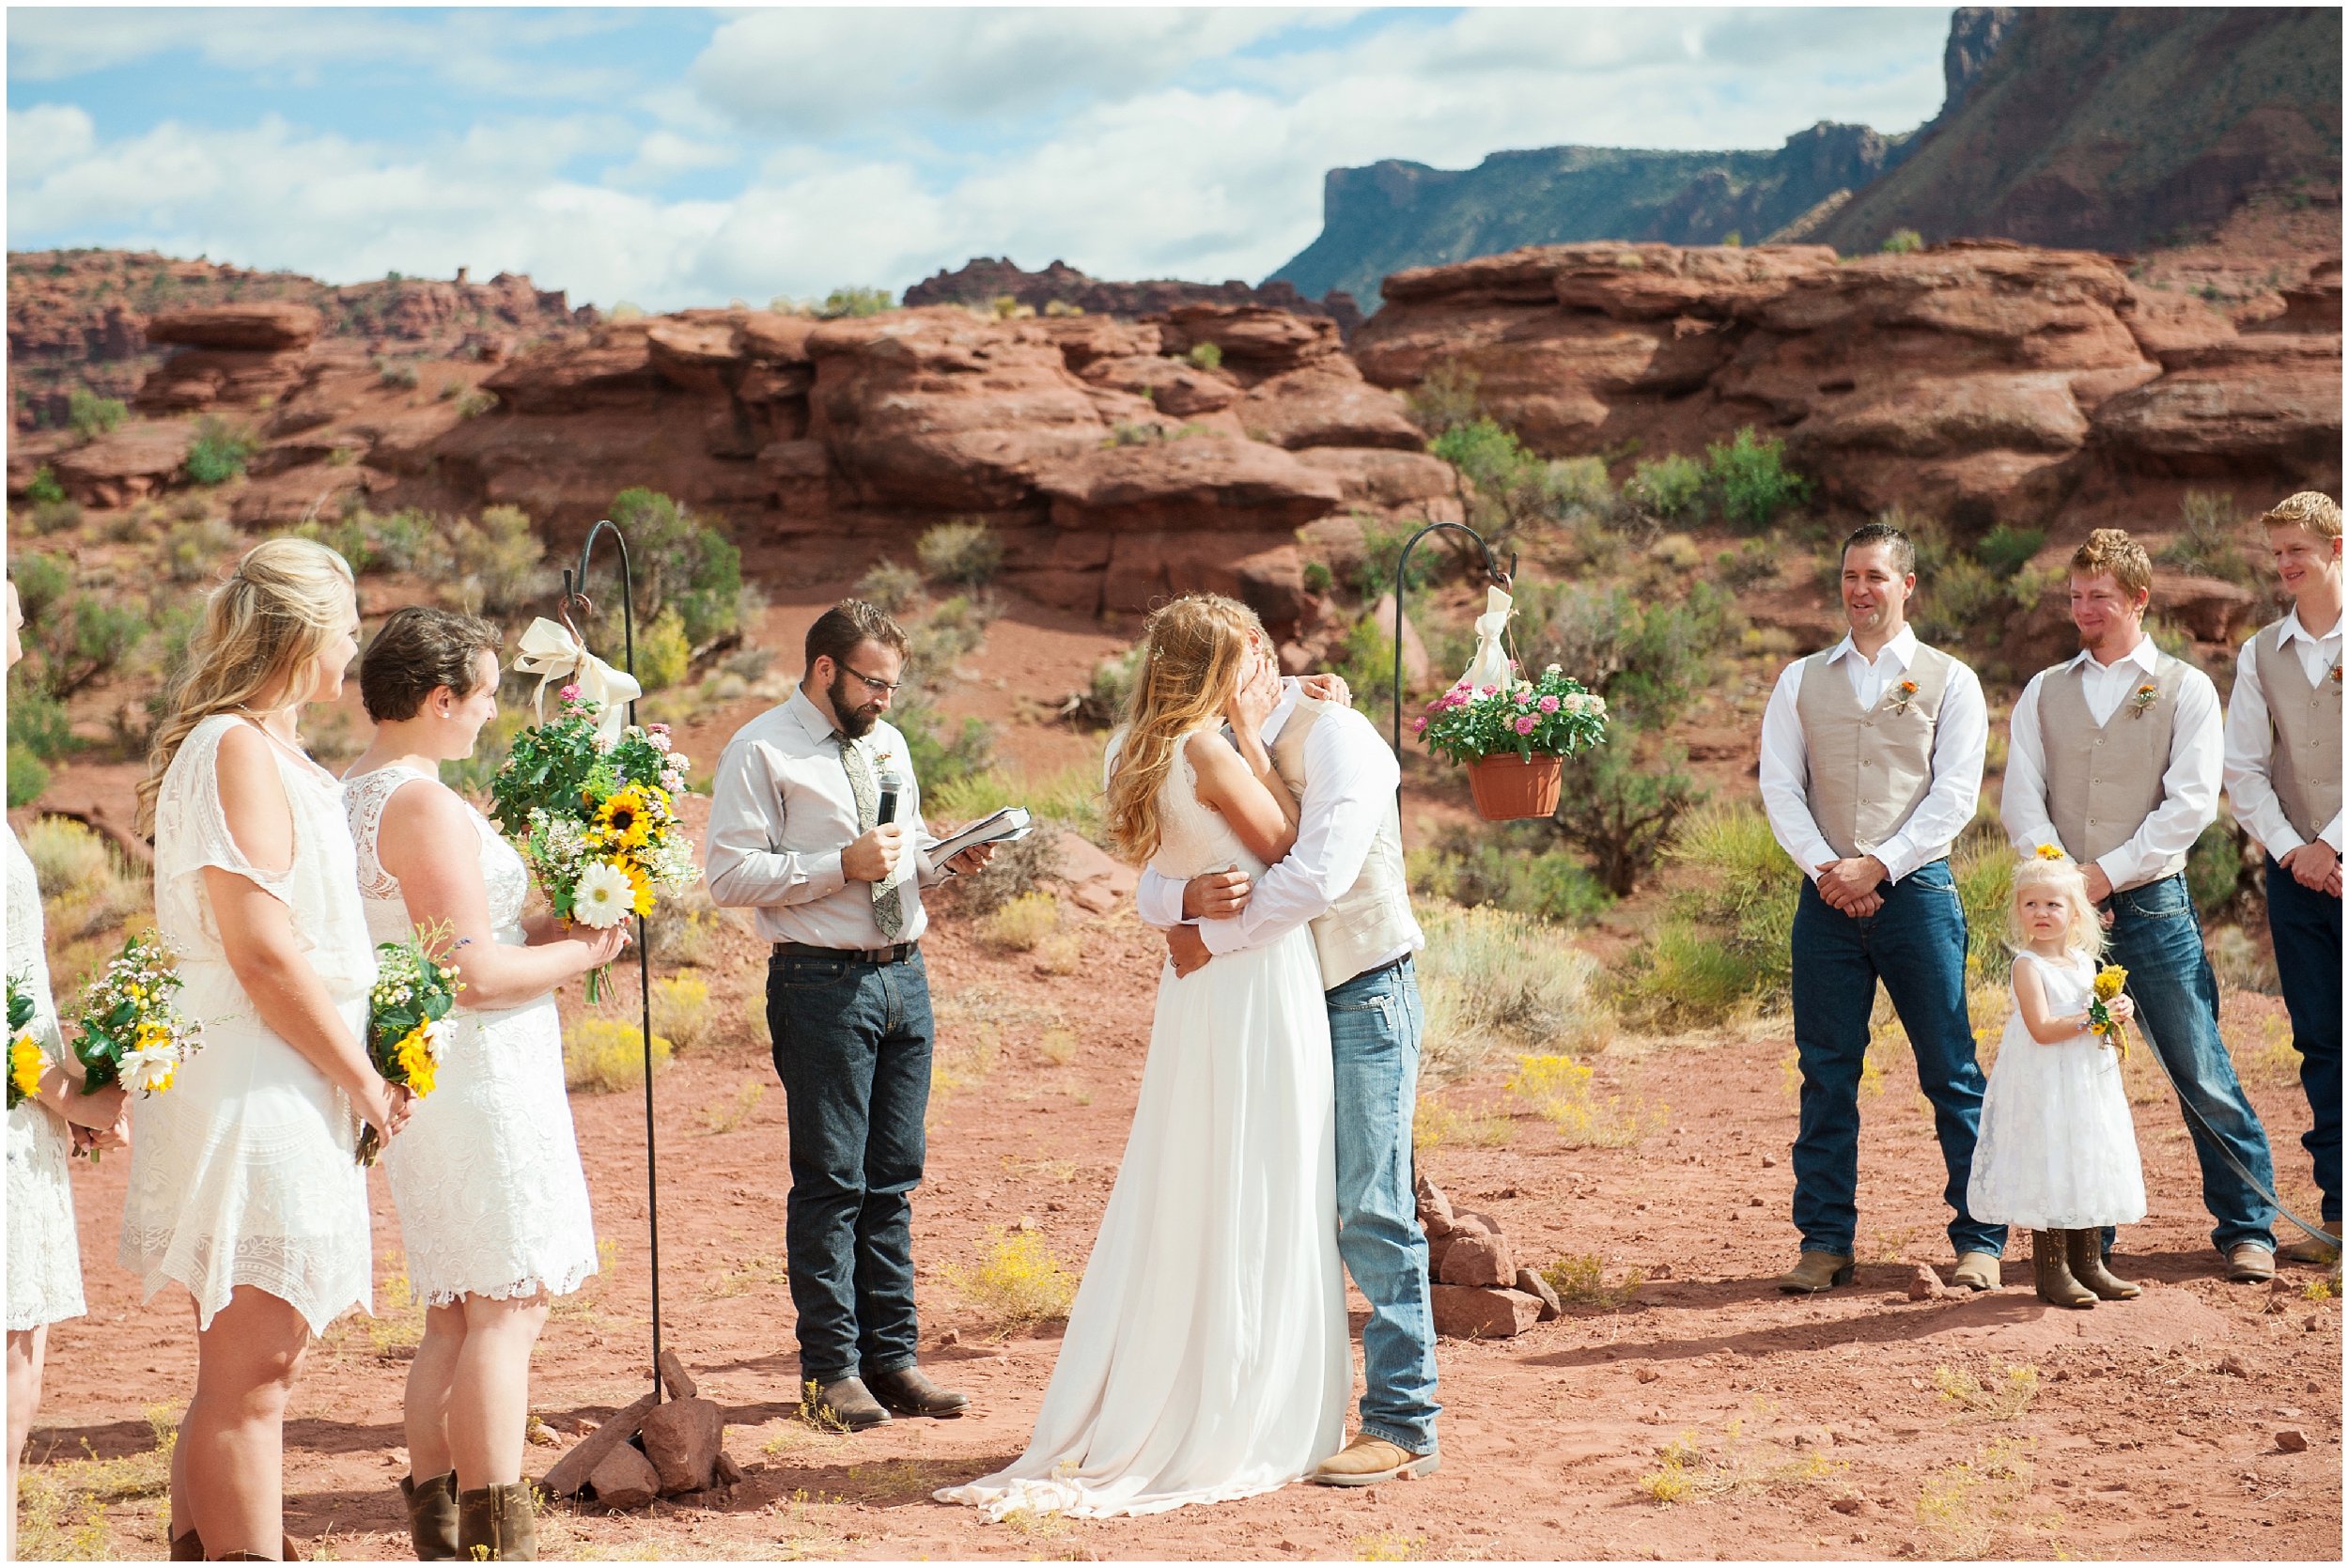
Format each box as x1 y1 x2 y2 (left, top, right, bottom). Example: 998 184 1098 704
854 557 923 616
440 505 552 619
379 359 421 390
25 465 66 505
1715 537 1781 591
25 498 82 536
1619 921 1768 1029
8 675 75 762
2186 816 2259 918
67 389 128 440
7 745 51 808
1070 646 1142 730
1519 580 1738 734
1706 427 1811 533
1186 341 1223 371
816 286 894 319
916 520 1003 586
1551 736 1707 897
1625 453 1706 522
606 488 748 645
1405 361 1481 436
905 592 997 692
1952 825 2015 986
565 1017 672 1092
1417 904 1614 1079
455 388 498 420
162 516 240 582
2160 491 2257 586
1663 804 1800 996
976 890 1059 954
894 701 993 790
951 821 1069 915
182 415 257 486
632 606 691 692
1353 515 1435 601
1547 455 1614 516
9 553 73 627
1407 829 1613 924
1975 524 2046 582
1882 228 1925 255
293 505 441 575
1302 560 1333 594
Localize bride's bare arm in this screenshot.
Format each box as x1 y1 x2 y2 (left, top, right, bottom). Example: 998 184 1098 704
376 779 629 1011
1187 729 1299 866
208 724 402 1141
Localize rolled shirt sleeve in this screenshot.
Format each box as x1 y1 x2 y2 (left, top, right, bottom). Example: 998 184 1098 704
1756 658 1839 883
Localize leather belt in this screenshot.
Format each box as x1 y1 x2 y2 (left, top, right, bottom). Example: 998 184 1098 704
772 939 920 966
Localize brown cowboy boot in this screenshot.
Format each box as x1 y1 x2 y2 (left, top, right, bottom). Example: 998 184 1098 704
457 1482 538 1562
2065 1230 2140 1300
2032 1230 2094 1309
399 1470 459 1560
1775 1250 1855 1295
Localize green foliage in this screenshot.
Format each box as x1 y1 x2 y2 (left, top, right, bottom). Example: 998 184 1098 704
1416 904 1614 1078
378 359 421 389
1953 825 2017 986
1070 645 1143 730
1625 452 1706 521
1302 559 1333 594
916 520 1003 586
1975 524 2046 581
8 673 76 762
1185 341 1223 371
7 744 51 807
10 552 73 627
893 703 994 791
1416 662 1608 765
182 415 257 486
2186 816 2259 918
455 387 498 420
855 557 924 616
25 497 83 536
67 388 128 439
440 505 552 619
292 505 440 575
632 606 691 692
1715 537 1781 591
1407 827 1613 924
1430 417 1537 498
1882 228 1925 254
1550 735 1707 896
1353 514 1435 601
25 465 67 505
606 488 748 646
161 516 239 582
1518 580 1739 734
1668 804 1799 988
1706 427 1811 533
1900 510 2045 648
816 286 894 318
2160 490 2257 586
1405 361 1482 436
12 556 152 701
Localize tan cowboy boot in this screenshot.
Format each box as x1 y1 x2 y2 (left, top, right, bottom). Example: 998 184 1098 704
457 1482 538 1561
399 1470 459 1560
2032 1231 2094 1309
1775 1250 1855 1295
2065 1230 2139 1299
1949 1250 2002 1292
2278 1235 2341 1265
1309 1432 1440 1487
2225 1243 2278 1282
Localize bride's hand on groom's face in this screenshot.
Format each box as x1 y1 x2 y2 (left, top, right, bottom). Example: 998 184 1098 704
1226 647 1282 738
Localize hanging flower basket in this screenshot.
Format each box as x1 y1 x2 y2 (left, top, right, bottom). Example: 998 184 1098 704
1467 750 1564 820
1415 662 1610 823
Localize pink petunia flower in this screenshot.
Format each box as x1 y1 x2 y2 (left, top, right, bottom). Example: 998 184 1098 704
1412 716 1429 732
1480 684 1499 697
1514 714 1537 735
1538 694 1561 712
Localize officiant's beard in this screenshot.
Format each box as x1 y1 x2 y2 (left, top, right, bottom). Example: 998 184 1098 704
829 672 885 739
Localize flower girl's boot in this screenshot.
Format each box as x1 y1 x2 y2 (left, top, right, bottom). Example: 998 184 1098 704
458 1481 538 1561
2031 1230 2095 1309
2065 1229 2141 1300
399 1470 459 1560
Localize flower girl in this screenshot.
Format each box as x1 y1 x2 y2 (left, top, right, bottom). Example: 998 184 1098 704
1968 851 2147 1308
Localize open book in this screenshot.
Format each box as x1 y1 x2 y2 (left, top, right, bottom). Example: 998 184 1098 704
927 806 1034 867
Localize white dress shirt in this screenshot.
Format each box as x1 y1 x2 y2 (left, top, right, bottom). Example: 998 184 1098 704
1130 684 1421 969
2000 634 2223 890
704 686 944 947
2222 606 2344 857
1756 626 1988 884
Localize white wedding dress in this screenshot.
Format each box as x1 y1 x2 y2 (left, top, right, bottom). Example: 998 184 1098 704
343 765 599 1307
938 730 1348 1519
122 715 378 1334
1968 949 2148 1230
8 824 86 1330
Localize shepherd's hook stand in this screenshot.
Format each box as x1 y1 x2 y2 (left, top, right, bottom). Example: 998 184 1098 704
564 518 667 1405
1390 521 1516 811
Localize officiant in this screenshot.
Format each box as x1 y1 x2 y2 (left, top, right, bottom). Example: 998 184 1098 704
706 598 995 1433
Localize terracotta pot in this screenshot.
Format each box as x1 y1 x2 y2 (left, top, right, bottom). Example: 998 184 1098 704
1467 751 1563 821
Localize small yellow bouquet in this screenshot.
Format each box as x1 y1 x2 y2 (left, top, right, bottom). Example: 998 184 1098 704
355 923 465 1166
2087 964 2129 1058
8 970 43 1110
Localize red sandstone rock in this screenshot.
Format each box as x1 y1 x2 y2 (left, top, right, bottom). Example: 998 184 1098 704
1156 303 1344 384
638 1396 724 1496
1080 354 1239 417
1238 361 1423 451
1516 1266 1563 1321
587 1441 661 1509
1032 315 1163 370
1430 1284 1543 1340
1439 1232 1516 1288
486 321 665 414
1368 595 1431 687
52 422 194 503
229 463 385 528
1292 448 1456 510
144 303 321 350
1037 438 1340 535
2151 570 2260 644
1100 532 1309 626
646 317 749 395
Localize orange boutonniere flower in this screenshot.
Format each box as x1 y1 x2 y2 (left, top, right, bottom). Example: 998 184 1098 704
1886 678 1921 717
2128 683 2159 719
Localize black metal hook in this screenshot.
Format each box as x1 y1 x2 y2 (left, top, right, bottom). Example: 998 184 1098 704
1390 521 1517 806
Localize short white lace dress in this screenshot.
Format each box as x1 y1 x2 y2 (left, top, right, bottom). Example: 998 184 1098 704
8 823 87 1331
1967 949 2148 1232
342 765 598 1307
121 714 379 1334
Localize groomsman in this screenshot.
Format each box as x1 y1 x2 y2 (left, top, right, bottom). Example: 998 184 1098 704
2223 492 2341 1263
1758 520 2006 1294
2003 528 2281 1281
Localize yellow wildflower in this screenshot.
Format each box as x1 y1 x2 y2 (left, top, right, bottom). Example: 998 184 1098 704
2035 844 2066 861
2093 965 2127 1002
11 1036 45 1098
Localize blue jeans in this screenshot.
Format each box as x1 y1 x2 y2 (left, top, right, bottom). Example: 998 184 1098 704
1328 958 1440 1455
2105 874 2277 1253
768 949 934 1384
1789 861 2006 1260
2265 857 2341 1225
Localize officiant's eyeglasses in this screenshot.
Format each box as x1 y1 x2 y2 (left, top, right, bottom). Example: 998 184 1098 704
838 663 904 695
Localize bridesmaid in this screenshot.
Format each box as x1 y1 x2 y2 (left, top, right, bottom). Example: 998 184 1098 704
341 608 622 1561
127 538 411 1561
5 580 131 1561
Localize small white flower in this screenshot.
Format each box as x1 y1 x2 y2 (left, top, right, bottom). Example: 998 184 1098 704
571 861 633 928
121 1043 179 1094
1545 663 1562 676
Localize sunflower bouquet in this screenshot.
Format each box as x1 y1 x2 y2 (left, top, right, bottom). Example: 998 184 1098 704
72 930 201 1100
355 923 465 1166
2087 964 2130 1058
8 970 43 1110
487 684 698 1001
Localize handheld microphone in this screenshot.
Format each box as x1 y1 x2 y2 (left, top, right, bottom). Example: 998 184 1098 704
877 768 904 826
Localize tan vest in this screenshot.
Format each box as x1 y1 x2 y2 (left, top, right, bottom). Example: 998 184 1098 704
2253 620 2343 844
1796 643 1961 861
1268 698 1419 990
2037 655 2192 891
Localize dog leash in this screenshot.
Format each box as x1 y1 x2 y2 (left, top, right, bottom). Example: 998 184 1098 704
2134 1019 2341 1251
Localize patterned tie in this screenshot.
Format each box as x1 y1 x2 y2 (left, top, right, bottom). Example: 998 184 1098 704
837 734 906 942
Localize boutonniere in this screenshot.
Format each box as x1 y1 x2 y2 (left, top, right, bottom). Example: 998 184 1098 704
2034 844 2068 862
2330 663 2341 686
2128 683 2159 719
1885 678 1921 717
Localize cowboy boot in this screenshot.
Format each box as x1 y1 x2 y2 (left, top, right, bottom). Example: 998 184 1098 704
2066 1230 2140 1300
1774 1250 1855 1295
457 1482 538 1562
2032 1230 2094 1309
1949 1250 2002 1292
169 1528 203 1560
400 1470 459 1560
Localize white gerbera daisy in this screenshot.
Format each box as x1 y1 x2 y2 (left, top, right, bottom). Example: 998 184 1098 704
572 860 633 928
121 1043 179 1094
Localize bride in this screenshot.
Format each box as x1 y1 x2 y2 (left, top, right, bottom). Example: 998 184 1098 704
937 593 1347 1518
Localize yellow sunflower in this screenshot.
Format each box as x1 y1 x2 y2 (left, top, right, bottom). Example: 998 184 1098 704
394 1026 439 1097
596 789 653 851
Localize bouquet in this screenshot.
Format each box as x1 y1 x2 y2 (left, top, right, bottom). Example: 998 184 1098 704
487 685 698 1001
1416 661 1610 765
354 924 465 1166
72 931 201 1100
2087 964 2130 1058
8 970 43 1110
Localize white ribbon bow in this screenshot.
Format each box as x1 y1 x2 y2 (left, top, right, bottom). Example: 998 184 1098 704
512 616 643 741
1461 585 1516 691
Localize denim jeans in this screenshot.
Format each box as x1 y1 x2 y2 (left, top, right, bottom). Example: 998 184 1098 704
1327 958 1440 1455
768 949 933 1384
1789 860 2006 1260
2105 873 2278 1253
2264 857 2341 1225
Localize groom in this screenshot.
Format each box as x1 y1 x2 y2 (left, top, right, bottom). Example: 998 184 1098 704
1138 661 1442 1486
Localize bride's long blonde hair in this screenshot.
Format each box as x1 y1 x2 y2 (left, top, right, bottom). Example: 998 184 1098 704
136 537 354 836
1105 594 1265 866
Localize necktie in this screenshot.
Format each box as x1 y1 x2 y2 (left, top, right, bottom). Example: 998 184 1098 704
837 735 906 942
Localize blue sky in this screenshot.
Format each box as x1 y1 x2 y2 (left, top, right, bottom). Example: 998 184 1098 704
8 7 1954 312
